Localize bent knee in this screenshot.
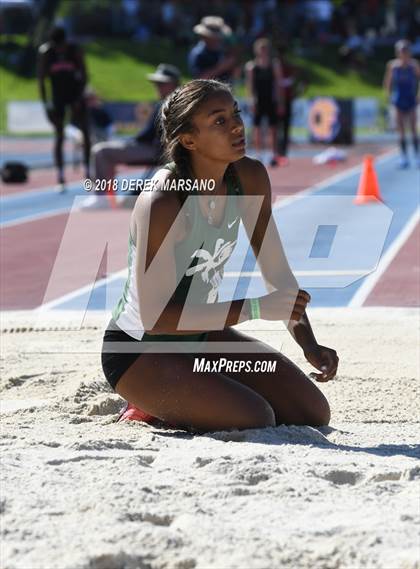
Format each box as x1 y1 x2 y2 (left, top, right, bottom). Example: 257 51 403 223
308 396 330 427
237 399 276 430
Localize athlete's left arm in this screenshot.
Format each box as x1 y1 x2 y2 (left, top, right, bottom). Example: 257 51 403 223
237 158 339 380
413 60 420 99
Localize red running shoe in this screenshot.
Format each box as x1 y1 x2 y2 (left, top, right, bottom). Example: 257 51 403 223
117 402 155 423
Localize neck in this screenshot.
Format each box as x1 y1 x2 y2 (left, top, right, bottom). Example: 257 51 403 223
188 154 228 194
257 55 269 65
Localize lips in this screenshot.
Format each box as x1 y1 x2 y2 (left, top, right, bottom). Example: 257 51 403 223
232 137 246 148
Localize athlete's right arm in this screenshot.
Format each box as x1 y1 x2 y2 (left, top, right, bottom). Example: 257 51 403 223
134 176 250 335
383 60 394 97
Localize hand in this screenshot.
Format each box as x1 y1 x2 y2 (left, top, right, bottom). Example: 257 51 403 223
260 288 310 321
304 344 339 382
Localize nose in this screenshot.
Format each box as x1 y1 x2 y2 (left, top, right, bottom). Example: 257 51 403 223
232 117 244 134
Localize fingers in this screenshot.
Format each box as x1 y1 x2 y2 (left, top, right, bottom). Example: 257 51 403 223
313 351 339 382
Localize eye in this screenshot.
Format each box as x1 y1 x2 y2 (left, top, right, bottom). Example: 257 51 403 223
215 116 226 125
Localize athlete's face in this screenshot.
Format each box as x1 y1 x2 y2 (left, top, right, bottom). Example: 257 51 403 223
181 92 245 163
397 46 410 63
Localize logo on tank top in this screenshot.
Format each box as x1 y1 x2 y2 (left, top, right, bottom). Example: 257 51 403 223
186 238 237 302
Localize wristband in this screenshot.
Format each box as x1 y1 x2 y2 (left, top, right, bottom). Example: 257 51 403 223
248 298 261 320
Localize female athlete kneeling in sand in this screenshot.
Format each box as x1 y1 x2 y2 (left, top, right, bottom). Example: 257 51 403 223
101 79 338 433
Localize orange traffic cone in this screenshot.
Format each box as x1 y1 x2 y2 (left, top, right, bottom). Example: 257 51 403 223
106 189 118 209
354 155 382 204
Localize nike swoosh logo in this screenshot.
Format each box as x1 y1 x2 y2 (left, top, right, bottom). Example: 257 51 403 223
227 217 239 229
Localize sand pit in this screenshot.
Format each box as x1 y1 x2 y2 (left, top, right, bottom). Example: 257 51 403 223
1 308 419 569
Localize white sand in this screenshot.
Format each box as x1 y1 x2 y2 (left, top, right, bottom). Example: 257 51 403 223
0 308 419 569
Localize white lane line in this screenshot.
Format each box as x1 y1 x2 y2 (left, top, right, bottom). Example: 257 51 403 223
0 207 71 229
36 150 398 310
224 270 367 277
272 148 397 211
36 269 128 311
1 182 84 202
349 207 419 308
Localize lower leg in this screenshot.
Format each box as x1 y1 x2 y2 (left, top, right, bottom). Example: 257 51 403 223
54 126 65 183
269 126 278 158
396 111 409 166
81 126 91 177
114 351 276 433
408 111 418 157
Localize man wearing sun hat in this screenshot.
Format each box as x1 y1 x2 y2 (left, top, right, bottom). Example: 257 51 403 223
188 15 237 83
80 63 180 209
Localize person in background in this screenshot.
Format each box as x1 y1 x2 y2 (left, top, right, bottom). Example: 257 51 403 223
245 38 283 167
189 16 237 83
38 25 91 190
276 42 306 166
80 64 180 209
383 39 420 169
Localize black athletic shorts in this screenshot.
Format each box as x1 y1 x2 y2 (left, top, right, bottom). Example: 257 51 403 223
101 319 208 391
253 101 278 126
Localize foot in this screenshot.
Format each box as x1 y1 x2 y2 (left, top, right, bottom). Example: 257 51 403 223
117 402 155 423
397 156 409 169
269 156 278 167
277 155 290 167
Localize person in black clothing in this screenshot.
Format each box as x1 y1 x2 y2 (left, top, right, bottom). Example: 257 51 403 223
80 63 180 209
38 25 91 188
276 43 306 164
245 38 283 166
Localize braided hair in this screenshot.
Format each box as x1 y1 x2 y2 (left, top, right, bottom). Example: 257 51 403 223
159 79 232 201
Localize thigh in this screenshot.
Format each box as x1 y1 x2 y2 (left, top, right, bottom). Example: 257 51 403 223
115 346 276 433
93 141 149 165
204 327 330 426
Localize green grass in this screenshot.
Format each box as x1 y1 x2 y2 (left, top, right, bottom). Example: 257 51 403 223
0 37 391 134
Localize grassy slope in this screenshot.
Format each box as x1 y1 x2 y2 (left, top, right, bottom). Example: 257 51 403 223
0 37 390 133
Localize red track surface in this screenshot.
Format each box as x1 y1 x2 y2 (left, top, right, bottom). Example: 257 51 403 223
0 210 131 309
365 222 419 307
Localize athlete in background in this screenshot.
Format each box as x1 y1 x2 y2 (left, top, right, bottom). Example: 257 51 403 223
245 38 283 167
384 39 420 168
38 25 91 189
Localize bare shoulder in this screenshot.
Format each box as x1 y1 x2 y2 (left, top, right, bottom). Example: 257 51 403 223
234 156 270 196
387 58 400 69
131 168 183 241
245 60 255 71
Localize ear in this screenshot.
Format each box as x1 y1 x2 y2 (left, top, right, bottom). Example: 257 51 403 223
179 132 196 151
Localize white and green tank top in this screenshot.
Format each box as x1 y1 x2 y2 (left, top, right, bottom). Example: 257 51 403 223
113 163 243 340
